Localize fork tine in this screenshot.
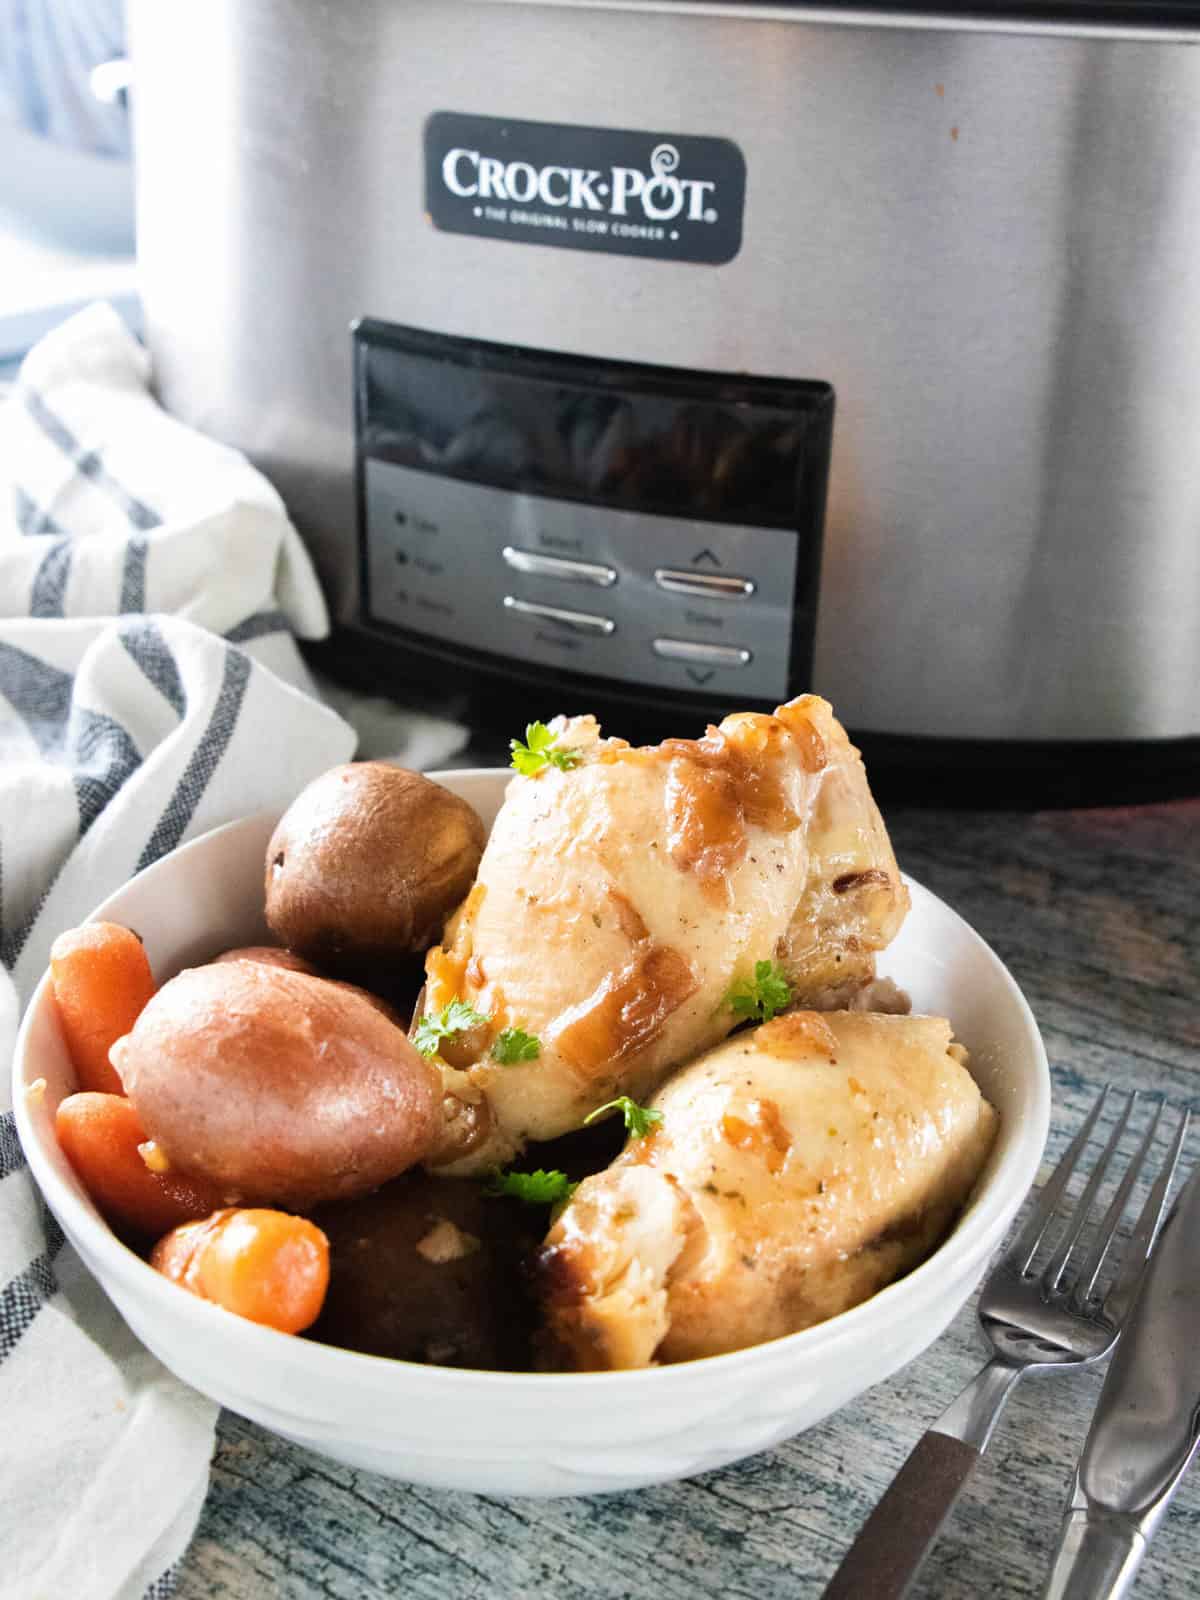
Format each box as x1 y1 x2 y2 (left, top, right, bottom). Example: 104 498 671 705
1101 1104 1192 1324
1068 1095 1163 1309
1006 1084 1110 1275
1043 1090 1137 1295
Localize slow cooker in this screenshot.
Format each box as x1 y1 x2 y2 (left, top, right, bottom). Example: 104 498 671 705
126 0 1200 800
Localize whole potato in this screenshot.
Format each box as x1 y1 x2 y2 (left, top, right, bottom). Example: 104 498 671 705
309 1172 540 1370
264 763 485 970
110 962 442 1210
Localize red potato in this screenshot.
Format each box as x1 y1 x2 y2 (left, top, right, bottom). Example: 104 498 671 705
152 1208 330 1334
55 1092 226 1238
49 922 156 1094
110 961 443 1210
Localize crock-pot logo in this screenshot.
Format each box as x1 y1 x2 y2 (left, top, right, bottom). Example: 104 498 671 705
425 113 744 265
441 142 719 230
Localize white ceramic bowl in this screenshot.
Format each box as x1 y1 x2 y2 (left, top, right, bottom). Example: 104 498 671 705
14 770 1050 1497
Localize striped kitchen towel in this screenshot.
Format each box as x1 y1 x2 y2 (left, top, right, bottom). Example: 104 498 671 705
0 304 360 1599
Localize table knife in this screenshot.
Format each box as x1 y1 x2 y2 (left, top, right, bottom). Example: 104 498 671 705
1042 1162 1200 1600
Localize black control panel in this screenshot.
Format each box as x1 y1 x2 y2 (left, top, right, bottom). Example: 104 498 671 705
351 321 834 732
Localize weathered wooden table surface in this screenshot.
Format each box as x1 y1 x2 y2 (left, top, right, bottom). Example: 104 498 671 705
173 796 1200 1600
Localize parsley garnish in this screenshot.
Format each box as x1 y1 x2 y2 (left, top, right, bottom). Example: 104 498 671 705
725 959 793 1024
584 1095 664 1139
485 1167 577 1206
509 721 582 776
491 1027 541 1064
412 998 489 1059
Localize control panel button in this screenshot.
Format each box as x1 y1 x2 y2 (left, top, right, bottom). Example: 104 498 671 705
504 595 616 636
652 638 752 667
654 568 757 600
503 546 618 588
363 459 796 699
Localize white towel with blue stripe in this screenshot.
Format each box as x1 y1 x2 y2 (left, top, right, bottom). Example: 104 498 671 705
0 303 364 1599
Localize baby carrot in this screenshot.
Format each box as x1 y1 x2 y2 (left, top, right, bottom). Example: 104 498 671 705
151 1209 330 1334
55 1092 225 1238
50 922 156 1095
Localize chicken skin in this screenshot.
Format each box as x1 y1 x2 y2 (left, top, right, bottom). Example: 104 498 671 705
537 1010 998 1369
420 696 910 1175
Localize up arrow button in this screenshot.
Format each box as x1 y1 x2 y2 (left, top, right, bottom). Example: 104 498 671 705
656 567 757 599
691 547 722 567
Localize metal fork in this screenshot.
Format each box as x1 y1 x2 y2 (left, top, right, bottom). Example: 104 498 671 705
822 1084 1191 1600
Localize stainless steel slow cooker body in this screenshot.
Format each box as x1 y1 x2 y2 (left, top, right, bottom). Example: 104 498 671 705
128 0 1200 767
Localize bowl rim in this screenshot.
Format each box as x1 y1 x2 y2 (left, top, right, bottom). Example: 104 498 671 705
13 772 1052 1390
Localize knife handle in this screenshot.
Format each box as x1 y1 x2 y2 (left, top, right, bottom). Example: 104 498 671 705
821 1430 981 1600
1041 1510 1147 1600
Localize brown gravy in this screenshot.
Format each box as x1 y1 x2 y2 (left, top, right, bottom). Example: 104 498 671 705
552 944 699 1078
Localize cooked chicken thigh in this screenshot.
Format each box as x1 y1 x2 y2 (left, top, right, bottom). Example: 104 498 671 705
420 696 909 1174
537 1011 998 1369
